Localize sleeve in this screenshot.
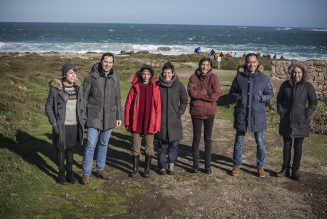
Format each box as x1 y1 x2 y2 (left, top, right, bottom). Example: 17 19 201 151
208 74 222 102
229 75 242 101
115 78 122 120
154 86 162 132
260 77 274 103
124 88 135 128
276 83 285 115
305 83 318 118
187 74 220 102
82 76 91 113
45 87 56 125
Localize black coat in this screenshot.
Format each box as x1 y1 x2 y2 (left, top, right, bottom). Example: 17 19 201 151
45 79 84 150
83 63 122 130
277 79 317 138
155 75 188 142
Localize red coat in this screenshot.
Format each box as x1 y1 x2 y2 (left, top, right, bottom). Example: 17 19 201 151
124 73 161 134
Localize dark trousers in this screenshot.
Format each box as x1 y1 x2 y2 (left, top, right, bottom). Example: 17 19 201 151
157 140 179 169
57 148 74 174
191 116 215 169
282 137 304 171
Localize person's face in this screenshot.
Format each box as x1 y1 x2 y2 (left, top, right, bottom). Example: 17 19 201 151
141 70 152 84
200 61 211 75
101 56 114 72
65 69 77 84
292 67 303 84
246 55 258 73
162 69 174 81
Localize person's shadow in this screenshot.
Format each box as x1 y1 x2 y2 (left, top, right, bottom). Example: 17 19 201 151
0 130 58 181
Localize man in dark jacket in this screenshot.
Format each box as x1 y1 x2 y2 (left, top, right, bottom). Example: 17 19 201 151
82 52 122 184
230 53 274 178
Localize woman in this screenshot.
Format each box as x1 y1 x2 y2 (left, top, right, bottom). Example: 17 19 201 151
124 64 161 178
156 62 188 175
276 62 317 180
187 57 222 174
45 63 84 184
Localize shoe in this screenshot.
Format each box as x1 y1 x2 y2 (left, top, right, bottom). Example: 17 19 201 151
96 170 109 180
231 166 240 176
204 168 212 175
158 168 166 175
276 167 290 177
291 170 300 180
143 155 152 178
167 163 175 175
192 156 199 173
257 167 266 178
66 171 75 184
58 172 67 185
82 174 90 185
129 155 140 178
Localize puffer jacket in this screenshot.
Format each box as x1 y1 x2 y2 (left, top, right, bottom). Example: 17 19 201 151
45 78 84 149
230 69 274 132
187 70 222 116
83 63 122 130
124 73 161 134
277 70 317 138
156 75 188 142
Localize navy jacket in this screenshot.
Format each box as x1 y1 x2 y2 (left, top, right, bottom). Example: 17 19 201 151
230 70 274 132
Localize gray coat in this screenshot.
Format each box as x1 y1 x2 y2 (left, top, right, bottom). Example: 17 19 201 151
155 75 188 142
45 79 84 150
83 63 122 130
230 70 274 132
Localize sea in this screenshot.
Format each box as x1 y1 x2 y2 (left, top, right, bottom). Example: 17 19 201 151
1 22 327 60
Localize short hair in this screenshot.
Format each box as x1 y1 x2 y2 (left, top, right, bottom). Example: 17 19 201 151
198 57 212 69
101 52 114 62
162 62 175 74
245 53 259 62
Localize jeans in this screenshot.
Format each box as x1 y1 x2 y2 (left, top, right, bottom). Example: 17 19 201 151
233 130 266 167
191 116 214 169
157 140 179 169
282 137 304 171
83 128 112 175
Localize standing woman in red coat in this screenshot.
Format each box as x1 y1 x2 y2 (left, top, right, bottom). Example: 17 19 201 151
124 64 161 178
188 57 222 174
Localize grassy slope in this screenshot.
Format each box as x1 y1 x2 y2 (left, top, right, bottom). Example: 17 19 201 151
0 53 326 218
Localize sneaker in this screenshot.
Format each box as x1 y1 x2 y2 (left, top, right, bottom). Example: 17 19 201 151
82 174 90 185
231 166 240 176
96 170 109 180
158 168 166 175
205 168 212 175
167 163 175 175
257 167 266 178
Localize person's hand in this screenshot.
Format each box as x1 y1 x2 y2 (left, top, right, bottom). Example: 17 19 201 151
125 126 130 132
116 120 122 127
53 123 59 134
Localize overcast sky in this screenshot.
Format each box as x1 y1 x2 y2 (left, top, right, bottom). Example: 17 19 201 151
0 0 326 28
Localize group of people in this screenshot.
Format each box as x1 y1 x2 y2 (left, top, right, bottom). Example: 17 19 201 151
45 52 317 185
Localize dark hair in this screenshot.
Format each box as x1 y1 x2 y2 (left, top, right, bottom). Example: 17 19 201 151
138 64 154 82
245 53 259 62
162 62 175 74
101 52 115 62
198 57 212 69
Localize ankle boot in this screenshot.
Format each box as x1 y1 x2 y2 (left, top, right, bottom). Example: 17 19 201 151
143 155 152 178
57 150 66 185
192 156 199 173
65 149 75 184
276 166 290 177
129 155 140 178
292 169 300 180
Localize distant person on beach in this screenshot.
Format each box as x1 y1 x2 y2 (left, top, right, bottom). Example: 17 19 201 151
229 53 274 178
210 49 216 59
276 62 317 180
155 62 188 175
124 64 161 178
194 47 201 54
81 53 122 184
45 63 85 184
187 57 222 174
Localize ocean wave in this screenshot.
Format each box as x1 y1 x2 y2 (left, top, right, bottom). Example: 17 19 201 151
276 27 292 31
0 41 326 61
304 28 327 32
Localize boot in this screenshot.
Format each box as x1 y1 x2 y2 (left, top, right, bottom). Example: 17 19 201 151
291 169 300 180
65 149 75 184
276 166 290 177
129 155 140 178
192 156 199 173
57 150 66 185
143 155 152 178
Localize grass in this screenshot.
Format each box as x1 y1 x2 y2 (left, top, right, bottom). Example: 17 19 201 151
0 52 326 218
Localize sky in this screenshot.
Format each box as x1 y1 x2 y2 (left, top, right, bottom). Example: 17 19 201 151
0 0 327 28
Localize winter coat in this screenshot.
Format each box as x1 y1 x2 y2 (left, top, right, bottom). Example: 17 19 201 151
230 70 274 132
155 75 188 142
187 70 222 116
124 73 161 134
277 75 317 138
83 63 122 130
45 78 84 150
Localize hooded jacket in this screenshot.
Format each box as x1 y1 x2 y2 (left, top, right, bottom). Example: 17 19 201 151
83 63 122 130
230 67 274 132
45 78 84 150
187 69 222 116
156 74 188 142
124 72 161 134
277 64 317 138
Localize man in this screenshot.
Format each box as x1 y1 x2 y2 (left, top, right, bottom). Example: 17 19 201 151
230 53 273 178
82 52 122 184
